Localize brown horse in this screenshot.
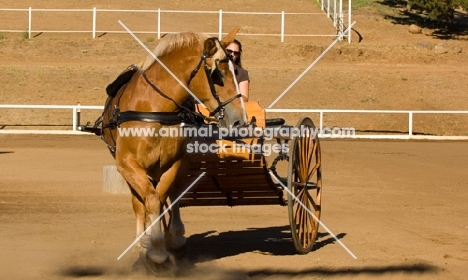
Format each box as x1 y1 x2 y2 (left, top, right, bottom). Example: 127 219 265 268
99 28 246 272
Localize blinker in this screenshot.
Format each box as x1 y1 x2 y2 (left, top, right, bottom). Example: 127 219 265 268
209 58 225 87
211 68 224 87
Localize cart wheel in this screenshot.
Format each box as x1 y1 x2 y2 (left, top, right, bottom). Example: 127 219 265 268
287 117 322 254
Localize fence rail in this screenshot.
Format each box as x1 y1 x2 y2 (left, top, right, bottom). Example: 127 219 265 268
0 1 352 42
1 104 467 140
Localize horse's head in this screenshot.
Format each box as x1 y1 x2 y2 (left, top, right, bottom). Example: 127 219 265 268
189 28 247 128
132 29 247 129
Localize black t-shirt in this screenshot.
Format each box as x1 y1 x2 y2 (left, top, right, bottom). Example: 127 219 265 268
235 65 249 83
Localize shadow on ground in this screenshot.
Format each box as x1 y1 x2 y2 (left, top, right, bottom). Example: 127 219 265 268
185 226 343 261
247 262 438 278
59 261 438 279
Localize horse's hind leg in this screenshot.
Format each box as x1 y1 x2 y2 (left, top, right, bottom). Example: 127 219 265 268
157 162 189 258
163 198 187 258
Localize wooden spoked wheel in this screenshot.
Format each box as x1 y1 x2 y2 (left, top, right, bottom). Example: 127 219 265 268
287 117 322 254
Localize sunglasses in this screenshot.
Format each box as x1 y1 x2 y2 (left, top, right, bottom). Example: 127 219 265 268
226 49 240 56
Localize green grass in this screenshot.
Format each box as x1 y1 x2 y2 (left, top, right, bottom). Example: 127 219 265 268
352 0 376 8
351 0 395 12
360 96 379 103
312 0 375 9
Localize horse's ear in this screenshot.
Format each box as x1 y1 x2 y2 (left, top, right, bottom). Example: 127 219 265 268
220 28 240 47
204 38 218 57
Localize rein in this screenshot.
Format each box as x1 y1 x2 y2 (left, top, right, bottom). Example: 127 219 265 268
201 56 242 117
190 53 242 118
140 70 216 124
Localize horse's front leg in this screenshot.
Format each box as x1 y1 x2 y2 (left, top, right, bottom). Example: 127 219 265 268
117 162 170 266
131 191 148 244
130 193 150 272
144 188 170 264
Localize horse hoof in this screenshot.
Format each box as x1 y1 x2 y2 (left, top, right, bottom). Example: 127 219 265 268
131 256 147 274
145 256 174 277
168 243 188 259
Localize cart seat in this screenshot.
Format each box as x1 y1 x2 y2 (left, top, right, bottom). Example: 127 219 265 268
196 101 267 128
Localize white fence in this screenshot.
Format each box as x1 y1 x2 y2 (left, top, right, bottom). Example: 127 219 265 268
1 104 467 140
0 1 352 42
0 104 102 133
320 0 350 38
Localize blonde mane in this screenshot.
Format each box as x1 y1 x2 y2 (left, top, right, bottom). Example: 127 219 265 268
138 32 207 71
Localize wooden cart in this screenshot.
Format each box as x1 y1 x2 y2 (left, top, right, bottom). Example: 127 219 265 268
179 101 322 254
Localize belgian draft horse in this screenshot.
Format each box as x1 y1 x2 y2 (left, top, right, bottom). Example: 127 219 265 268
99 28 246 273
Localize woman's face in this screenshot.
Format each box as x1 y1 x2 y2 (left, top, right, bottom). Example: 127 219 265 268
226 42 241 62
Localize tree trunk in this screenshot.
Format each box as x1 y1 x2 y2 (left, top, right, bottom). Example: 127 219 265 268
446 8 454 31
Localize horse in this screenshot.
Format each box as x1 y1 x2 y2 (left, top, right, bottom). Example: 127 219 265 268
98 28 247 273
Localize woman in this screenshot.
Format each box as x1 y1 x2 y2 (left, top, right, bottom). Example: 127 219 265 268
226 39 249 102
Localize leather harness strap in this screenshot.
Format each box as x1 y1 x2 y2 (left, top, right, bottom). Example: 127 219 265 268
117 111 183 126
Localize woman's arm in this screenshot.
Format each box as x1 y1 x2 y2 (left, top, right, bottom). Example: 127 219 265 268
239 80 249 102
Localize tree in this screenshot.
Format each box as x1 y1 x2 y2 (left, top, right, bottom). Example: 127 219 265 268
408 0 468 31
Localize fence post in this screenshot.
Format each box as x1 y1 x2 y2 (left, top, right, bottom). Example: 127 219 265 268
157 8 161 39
281 11 284 43
333 0 337 27
348 0 352 43
72 108 77 131
76 102 81 131
218 9 223 39
319 111 324 136
92 7 96 39
339 0 343 40
28 7 32 39
408 112 413 136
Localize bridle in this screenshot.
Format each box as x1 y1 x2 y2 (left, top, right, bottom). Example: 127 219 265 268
142 37 242 124
188 54 242 117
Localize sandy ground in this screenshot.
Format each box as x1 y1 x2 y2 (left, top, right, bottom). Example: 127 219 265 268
1 134 467 279
1 0 468 279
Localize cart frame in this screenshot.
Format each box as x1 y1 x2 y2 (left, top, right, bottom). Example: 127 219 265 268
180 101 322 253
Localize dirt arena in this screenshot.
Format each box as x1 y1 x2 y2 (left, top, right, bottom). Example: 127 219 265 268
1 0 468 279
1 135 467 279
